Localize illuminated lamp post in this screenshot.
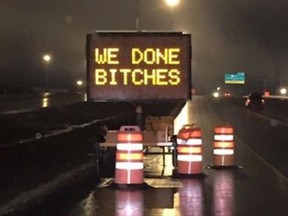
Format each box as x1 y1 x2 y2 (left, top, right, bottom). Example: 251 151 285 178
43 54 52 92
213 91 220 98
280 88 287 96
76 80 83 92
76 80 83 86
164 0 180 30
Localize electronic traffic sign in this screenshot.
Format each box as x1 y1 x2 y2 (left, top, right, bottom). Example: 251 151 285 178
86 31 192 101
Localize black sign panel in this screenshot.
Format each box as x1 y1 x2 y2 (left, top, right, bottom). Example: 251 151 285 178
86 32 191 101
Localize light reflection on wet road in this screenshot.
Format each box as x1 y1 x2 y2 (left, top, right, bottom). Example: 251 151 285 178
60 153 239 216
213 171 234 216
179 179 204 216
0 92 85 114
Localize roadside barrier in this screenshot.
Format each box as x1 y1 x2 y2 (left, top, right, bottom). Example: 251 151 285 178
177 124 204 176
213 124 235 167
114 126 144 186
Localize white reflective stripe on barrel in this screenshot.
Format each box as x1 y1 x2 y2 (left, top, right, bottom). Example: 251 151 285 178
213 149 234 155
214 135 234 141
115 162 144 170
177 155 202 162
177 138 186 145
186 138 202 145
116 143 143 151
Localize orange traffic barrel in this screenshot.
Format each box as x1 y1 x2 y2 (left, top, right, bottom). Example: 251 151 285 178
114 126 144 186
177 124 203 175
213 124 235 167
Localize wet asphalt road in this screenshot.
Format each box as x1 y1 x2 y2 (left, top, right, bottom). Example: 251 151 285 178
6 96 288 216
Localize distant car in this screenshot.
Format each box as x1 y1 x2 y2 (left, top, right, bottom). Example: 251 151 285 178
245 93 264 111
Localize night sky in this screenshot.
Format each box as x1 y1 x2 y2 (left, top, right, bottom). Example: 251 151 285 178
1 0 288 94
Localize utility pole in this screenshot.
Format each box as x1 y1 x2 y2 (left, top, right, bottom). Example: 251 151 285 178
135 0 140 31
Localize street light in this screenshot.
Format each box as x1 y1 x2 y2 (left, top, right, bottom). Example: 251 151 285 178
280 87 287 95
76 79 85 94
165 0 180 7
42 54 52 92
43 54 51 63
164 0 180 30
213 91 220 98
76 80 83 86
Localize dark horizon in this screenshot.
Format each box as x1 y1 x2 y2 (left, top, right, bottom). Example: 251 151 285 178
1 0 288 95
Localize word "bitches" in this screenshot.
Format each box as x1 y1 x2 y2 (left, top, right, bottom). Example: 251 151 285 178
95 68 180 86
